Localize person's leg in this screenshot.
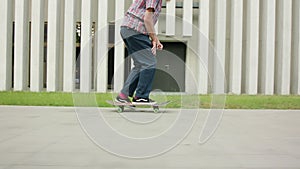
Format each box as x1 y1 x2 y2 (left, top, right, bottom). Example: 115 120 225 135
128 69 140 97
121 64 140 97
127 35 157 99
119 28 141 98
118 27 157 100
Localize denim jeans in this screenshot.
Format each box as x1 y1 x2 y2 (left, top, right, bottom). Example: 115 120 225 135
120 27 157 98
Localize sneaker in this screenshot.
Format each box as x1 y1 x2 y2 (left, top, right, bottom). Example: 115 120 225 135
115 95 131 104
133 97 157 104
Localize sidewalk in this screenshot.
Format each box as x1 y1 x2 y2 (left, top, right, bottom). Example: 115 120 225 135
0 106 300 169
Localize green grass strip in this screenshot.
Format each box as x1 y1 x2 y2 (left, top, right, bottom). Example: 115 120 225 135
225 95 300 109
0 91 74 107
0 91 299 109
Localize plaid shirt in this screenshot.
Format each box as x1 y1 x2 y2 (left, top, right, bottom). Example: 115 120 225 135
122 0 162 35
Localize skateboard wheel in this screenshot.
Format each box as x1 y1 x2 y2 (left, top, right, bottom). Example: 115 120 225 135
153 106 159 113
117 106 124 113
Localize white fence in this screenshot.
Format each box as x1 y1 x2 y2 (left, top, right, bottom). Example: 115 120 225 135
0 0 299 95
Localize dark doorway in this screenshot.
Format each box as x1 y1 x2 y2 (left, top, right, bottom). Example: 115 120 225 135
153 42 187 92
107 42 187 92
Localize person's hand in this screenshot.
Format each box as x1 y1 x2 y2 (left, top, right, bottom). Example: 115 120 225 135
157 40 163 50
151 38 163 56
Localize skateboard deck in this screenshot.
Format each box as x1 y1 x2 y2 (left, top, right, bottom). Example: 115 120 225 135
106 100 171 113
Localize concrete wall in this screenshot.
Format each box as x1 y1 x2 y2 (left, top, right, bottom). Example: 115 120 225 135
0 0 299 95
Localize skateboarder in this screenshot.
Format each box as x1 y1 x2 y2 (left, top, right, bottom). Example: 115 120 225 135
115 0 168 104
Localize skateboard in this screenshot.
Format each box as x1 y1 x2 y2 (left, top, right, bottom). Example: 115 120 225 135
106 100 171 113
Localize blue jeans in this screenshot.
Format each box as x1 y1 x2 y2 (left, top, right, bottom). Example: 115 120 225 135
120 27 157 98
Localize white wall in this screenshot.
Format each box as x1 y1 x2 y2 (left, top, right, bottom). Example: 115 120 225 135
0 0 299 95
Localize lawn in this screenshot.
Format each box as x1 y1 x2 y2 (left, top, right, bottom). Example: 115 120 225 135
0 91 299 109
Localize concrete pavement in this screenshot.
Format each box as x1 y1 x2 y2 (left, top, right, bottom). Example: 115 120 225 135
0 106 300 169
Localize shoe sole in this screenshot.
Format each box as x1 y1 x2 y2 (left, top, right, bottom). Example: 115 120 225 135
132 102 157 106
